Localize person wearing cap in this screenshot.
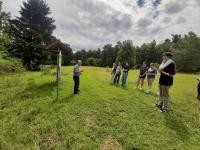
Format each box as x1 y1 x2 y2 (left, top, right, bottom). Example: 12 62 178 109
136 62 148 90
73 60 83 94
156 52 176 112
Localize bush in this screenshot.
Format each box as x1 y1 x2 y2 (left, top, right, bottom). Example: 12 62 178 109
0 51 24 74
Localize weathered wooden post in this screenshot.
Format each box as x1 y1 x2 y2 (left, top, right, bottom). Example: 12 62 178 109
57 49 62 100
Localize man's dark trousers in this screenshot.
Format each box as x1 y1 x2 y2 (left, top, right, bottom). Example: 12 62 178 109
198 81 200 100
73 75 80 94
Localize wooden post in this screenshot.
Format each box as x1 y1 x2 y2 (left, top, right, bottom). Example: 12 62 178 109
56 48 62 100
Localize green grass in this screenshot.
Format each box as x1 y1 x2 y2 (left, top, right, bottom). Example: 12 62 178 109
0 53 23 74
0 66 200 149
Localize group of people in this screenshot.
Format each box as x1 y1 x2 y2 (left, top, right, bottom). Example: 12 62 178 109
111 62 130 87
110 52 176 112
73 51 199 113
136 62 157 93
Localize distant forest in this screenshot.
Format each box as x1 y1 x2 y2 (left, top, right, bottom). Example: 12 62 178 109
1 0 200 72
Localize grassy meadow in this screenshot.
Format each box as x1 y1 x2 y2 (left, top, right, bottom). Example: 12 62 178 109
0 66 200 149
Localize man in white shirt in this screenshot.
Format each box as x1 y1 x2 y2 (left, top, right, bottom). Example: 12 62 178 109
73 60 83 94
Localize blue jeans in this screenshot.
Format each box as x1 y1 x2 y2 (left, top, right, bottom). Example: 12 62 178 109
121 72 128 86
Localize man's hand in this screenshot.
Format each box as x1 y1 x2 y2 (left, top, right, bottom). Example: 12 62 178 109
161 70 173 77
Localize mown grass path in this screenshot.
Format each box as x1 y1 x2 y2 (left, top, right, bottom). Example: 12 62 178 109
0 67 200 149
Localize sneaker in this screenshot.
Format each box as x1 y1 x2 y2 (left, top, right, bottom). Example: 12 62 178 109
155 103 160 108
159 109 167 113
146 89 151 93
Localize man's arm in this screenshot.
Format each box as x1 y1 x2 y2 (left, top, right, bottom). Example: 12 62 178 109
161 63 175 77
140 71 147 77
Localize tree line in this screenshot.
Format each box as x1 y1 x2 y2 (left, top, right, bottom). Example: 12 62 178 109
74 33 200 72
1 0 200 72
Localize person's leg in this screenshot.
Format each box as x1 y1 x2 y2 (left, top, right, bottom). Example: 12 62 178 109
198 82 200 100
162 86 170 111
117 74 121 84
147 79 150 89
157 84 160 96
73 76 76 93
124 73 128 86
141 78 144 89
77 76 80 92
157 85 163 108
74 76 78 94
146 79 151 93
136 77 141 88
113 74 117 84
121 73 125 86
149 80 153 91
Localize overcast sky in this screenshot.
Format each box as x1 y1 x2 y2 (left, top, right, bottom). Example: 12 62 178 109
2 0 200 51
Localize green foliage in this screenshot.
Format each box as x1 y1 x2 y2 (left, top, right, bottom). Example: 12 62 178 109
173 32 200 72
0 66 200 149
135 32 200 72
73 41 136 67
86 57 101 66
0 1 11 35
9 0 55 70
117 40 136 67
101 44 117 67
73 32 199 72
0 34 12 55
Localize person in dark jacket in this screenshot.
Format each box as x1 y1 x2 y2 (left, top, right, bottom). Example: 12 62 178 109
136 62 148 90
156 52 176 112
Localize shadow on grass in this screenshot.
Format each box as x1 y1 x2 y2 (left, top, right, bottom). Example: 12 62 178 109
164 107 190 141
52 94 75 104
16 81 56 100
136 89 158 98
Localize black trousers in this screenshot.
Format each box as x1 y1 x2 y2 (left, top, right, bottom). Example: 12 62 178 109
113 73 121 85
198 82 200 100
73 75 80 94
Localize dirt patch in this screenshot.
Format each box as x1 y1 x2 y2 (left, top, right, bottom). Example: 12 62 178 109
86 114 97 126
100 136 122 150
40 132 61 149
120 111 127 118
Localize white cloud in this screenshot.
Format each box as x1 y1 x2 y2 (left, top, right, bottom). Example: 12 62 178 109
2 0 200 51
